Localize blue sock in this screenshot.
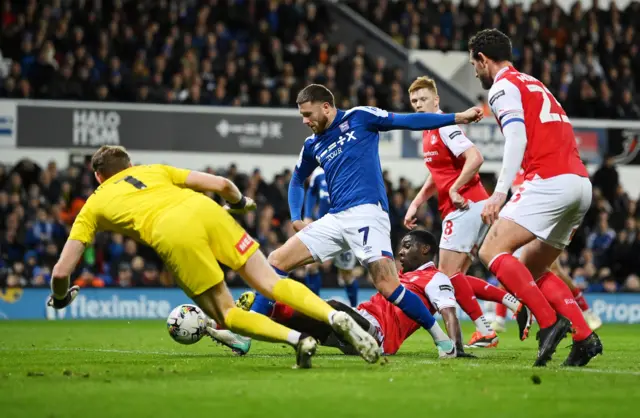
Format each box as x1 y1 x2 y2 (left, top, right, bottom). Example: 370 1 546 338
250 264 288 315
388 285 436 329
304 272 322 295
345 279 359 307
251 294 275 316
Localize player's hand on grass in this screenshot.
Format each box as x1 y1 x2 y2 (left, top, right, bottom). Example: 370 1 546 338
47 285 80 310
292 219 311 232
481 192 507 225
455 107 484 124
224 196 257 214
449 189 469 210
404 205 419 230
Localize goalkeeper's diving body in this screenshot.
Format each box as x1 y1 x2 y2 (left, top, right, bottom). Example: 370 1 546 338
211 229 476 358
47 145 380 368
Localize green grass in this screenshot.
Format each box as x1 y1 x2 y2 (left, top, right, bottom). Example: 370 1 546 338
0 321 638 418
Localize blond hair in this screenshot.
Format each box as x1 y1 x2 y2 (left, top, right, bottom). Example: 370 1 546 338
408 76 438 95
91 145 131 179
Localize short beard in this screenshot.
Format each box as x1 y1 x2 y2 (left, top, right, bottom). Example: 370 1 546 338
480 75 494 90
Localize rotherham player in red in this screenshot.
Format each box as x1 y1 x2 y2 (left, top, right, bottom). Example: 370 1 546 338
469 29 603 367
499 170 603 332
404 76 529 348
211 230 475 358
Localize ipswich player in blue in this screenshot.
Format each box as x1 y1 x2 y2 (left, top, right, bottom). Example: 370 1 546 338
244 84 483 358
303 167 360 306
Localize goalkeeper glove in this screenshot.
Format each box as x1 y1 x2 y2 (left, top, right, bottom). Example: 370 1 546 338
224 196 257 214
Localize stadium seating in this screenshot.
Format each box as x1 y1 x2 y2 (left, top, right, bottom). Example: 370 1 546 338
347 0 640 119
0 0 409 110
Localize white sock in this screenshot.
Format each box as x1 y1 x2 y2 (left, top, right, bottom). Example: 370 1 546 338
495 316 506 326
502 294 520 313
427 321 450 343
474 315 494 336
287 330 302 346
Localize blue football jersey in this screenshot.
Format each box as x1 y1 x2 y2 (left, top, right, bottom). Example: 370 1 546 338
295 107 397 214
304 167 331 219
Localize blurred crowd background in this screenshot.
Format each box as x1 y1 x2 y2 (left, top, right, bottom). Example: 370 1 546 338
1 157 639 293
3 0 638 116
1 0 639 292
351 0 640 119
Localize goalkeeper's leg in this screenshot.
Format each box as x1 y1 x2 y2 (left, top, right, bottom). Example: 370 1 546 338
238 251 380 364
194 281 318 369
272 299 380 355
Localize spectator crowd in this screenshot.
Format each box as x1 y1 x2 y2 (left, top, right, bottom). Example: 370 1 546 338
0 0 410 111
1 156 639 294
350 0 640 119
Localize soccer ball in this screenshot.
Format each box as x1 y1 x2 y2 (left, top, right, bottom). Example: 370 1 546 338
166 304 207 345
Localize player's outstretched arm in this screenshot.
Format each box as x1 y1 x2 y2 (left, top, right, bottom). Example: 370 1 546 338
380 107 483 132
48 239 86 309
404 175 436 229
185 171 256 214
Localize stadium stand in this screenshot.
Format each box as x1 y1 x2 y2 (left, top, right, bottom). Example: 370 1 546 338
348 0 640 119
0 0 410 110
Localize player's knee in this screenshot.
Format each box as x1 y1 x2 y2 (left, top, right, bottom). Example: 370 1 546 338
266 249 284 270
478 242 495 266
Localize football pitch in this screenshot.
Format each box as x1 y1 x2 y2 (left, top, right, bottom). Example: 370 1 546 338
1 321 638 418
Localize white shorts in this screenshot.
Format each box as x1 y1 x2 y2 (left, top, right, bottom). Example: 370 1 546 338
500 174 592 249
334 250 357 270
298 203 393 265
439 200 489 255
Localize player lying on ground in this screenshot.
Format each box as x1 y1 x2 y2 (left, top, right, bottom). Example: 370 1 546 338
404 76 530 348
469 29 603 367
46 145 380 369
239 84 484 358
303 167 359 306
209 230 475 358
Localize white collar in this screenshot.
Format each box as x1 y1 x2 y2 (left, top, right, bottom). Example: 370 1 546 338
494 66 510 82
416 261 436 271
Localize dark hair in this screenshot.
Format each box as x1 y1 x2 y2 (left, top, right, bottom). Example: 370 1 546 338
296 84 335 107
468 29 513 63
91 145 131 179
406 229 438 253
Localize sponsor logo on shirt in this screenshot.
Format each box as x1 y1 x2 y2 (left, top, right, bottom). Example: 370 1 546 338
235 233 256 255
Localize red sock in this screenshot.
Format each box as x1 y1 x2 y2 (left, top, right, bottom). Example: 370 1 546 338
495 303 508 319
571 287 590 312
537 272 592 341
271 302 295 322
466 275 508 303
449 272 483 321
489 253 557 328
